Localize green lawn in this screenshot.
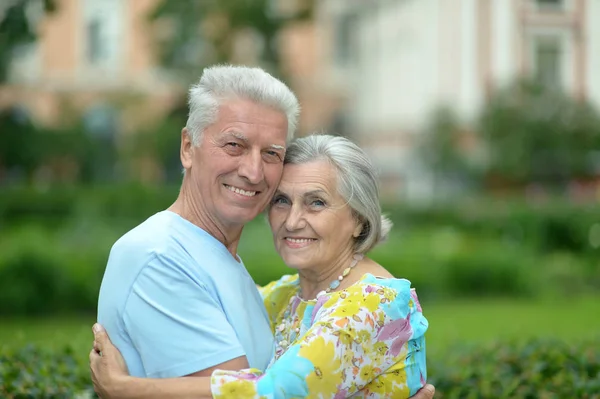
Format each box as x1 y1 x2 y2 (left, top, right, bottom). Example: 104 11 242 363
1 296 598 368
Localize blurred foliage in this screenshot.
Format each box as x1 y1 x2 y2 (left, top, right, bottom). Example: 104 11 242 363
0 108 121 185
420 80 600 192
0 0 56 82
123 102 188 183
148 0 314 80
419 107 477 181
429 338 600 398
0 186 598 315
1 338 598 398
0 345 93 398
481 80 600 187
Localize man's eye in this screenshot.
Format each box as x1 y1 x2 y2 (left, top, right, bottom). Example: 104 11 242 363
227 142 240 147
264 150 282 160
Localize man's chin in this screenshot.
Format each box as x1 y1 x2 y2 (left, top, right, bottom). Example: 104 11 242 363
223 209 263 225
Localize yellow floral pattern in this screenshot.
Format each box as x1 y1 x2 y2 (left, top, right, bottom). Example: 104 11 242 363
211 273 428 398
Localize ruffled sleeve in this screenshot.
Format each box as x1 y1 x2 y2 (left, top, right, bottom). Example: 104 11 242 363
257 275 299 329
211 276 428 399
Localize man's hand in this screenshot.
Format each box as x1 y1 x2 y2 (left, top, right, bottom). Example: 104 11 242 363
411 384 436 399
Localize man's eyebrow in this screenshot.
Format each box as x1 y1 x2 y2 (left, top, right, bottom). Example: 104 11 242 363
224 131 249 142
269 144 285 151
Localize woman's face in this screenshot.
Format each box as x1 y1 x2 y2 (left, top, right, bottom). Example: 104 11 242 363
268 160 362 271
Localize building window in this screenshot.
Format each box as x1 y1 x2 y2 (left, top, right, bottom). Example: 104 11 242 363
334 12 358 66
83 0 122 69
535 0 565 10
532 35 562 89
87 18 105 65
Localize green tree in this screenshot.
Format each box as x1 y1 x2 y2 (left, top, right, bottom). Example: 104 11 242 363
479 80 600 189
148 0 314 82
0 0 56 83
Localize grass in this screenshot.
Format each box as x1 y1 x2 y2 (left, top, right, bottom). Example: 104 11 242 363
1 295 598 368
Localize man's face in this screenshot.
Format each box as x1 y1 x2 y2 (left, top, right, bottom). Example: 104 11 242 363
182 99 288 229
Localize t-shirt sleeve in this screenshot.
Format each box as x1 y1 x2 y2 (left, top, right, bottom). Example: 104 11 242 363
210 279 428 398
123 253 246 378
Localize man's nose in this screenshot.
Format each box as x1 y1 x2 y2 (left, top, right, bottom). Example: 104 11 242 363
238 150 264 184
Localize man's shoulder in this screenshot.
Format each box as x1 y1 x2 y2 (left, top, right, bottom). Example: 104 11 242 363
110 212 183 258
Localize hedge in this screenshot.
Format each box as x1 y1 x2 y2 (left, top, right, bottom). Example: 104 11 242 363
2 338 598 398
428 338 600 398
2 185 600 257
0 222 598 316
0 345 93 398
0 186 598 315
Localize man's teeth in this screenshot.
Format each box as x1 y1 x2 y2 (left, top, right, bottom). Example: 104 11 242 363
225 185 257 197
286 238 315 243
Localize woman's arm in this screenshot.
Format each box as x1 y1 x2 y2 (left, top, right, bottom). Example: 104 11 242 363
211 282 428 398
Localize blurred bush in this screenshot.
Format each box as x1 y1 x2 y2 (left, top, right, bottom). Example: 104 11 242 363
419 79 600 193
2 338 598 398
0 186 598 315
429 338 600 398
0 345 93 398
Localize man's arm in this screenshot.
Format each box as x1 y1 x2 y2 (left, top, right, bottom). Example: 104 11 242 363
185 356 248 377
123 253 249 378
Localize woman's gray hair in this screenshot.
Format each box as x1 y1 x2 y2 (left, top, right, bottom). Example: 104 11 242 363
185 65 300 145
284 134 392 254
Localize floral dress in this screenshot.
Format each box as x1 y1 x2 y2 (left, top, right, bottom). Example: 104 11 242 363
211 273 428 399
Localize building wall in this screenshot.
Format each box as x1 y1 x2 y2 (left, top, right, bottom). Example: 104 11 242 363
313 0 599 200
1 0 177 128
586 0 600 109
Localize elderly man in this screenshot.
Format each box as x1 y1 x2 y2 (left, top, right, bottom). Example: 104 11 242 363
96 65 435 398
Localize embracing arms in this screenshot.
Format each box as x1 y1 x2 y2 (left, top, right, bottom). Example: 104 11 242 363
91 279 435 398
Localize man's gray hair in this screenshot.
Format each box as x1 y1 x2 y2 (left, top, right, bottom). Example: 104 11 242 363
284 134 392 254
186 65 300 145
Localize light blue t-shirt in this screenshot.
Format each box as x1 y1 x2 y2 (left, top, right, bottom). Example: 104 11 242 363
97 210 275 378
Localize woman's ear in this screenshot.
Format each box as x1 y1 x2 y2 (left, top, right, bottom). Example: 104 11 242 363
353 222 363 238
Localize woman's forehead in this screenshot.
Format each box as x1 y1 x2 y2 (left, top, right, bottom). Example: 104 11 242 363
279 161 337 193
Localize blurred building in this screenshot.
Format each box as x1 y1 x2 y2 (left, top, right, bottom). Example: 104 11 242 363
0 0 179 134
2 0 599 197
299 0 600 200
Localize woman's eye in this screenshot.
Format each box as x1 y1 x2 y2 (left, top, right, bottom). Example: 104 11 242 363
311 199 325 207
272 196 289 205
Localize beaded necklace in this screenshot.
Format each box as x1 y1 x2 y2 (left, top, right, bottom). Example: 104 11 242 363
273 253 364 355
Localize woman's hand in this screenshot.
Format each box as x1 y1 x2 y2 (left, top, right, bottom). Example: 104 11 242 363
412 384 436 399
90 323 131 398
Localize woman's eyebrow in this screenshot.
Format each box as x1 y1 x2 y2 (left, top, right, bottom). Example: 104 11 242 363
304 190 328 197
273 189 289 197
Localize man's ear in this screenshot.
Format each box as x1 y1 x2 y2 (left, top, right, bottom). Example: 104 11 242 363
181 128 193 170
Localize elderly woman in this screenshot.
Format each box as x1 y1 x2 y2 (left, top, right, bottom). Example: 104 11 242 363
91 134 429 399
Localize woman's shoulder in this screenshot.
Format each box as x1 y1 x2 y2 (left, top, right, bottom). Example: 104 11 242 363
355 273 415 300
320 273 424 321
259 274 299 302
